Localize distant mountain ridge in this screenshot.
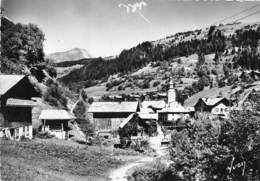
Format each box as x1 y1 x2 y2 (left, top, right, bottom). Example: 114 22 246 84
59 21 260 92
47 48 92 63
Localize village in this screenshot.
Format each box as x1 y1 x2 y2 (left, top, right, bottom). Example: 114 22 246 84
1 72 259 148
1 0 260 180
1 71 260 180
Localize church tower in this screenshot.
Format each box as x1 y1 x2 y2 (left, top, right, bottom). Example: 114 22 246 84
168 79 176 104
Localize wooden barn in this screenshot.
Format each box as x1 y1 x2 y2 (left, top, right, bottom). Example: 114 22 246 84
88 101 139 138
39 109 76 140
0 75 39 140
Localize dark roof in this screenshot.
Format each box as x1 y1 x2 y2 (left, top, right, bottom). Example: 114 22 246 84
119 113 136 128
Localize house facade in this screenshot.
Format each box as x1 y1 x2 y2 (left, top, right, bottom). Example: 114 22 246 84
0 75 38 140
39 109 76 139
88 101 139 137
194 97 230 118
211 103 230 118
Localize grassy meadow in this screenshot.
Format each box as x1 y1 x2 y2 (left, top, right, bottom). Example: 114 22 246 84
0 138 133 181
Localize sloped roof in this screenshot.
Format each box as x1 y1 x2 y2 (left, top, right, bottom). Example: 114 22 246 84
141 100 166 109
6 98 37 107
140 107 155 113
184 86 232 107
88 102 139 113
0 75 25 95
39 109 76 120
159 102 190 113
119 113 135 128
200 97 226 106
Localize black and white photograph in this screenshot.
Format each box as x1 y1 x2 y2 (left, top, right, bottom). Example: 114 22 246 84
1 0 260 180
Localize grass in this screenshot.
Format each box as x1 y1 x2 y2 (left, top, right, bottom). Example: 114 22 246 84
0 139 126 181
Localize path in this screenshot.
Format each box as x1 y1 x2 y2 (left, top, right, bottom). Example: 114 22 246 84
148 123 167 157
109 156 154 181
109 123 167 181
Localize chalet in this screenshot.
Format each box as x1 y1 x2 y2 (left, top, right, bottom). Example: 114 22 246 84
211 103 230 118
0 75 39 140
158 81 190 127
39 109 75 140
194 97 230 112
88 101 139 138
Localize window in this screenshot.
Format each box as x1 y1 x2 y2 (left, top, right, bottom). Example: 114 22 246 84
215 108 219 112
15 128 19 140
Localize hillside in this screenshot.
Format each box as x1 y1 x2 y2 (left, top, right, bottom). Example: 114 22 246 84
47 48 92 64
59 21 260 99
0 139 139 181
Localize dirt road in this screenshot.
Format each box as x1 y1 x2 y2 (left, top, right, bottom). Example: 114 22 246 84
109 124 167 181
109 156 154 181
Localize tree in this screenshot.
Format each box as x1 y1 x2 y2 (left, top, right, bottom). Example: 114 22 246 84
213 52 220 64
169 113 223 180
1 18 45 67
43 81 67 109
196 53 205 68
167 99 260 180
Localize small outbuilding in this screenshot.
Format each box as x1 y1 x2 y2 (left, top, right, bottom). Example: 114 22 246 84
39 109 76 139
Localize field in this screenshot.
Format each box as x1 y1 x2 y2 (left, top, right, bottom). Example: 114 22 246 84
0 138 141 181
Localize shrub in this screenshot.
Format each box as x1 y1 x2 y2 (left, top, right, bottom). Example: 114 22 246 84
153 81 160 87
45 65 57 78
211 68 217 75
35 132 54 139
75 118 94 137
43 81 67 109
130 159 178 181
118 85 123 91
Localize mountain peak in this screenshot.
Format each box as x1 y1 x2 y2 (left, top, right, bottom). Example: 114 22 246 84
47 48 92 63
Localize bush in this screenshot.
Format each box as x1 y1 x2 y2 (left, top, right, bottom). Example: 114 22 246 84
35 132 54 139
153 81 160 87
75 118 94 137
45 65 57 78
130 159 178 181
211 68 217 75
130 139 150 152
43 81 67 109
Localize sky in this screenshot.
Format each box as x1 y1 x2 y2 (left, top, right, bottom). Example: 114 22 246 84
2 0 260 57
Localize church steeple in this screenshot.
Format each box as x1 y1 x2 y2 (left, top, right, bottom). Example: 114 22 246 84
168 79 176 104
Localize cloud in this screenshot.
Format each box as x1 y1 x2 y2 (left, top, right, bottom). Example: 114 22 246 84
118 0 151 23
